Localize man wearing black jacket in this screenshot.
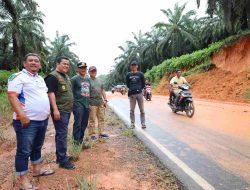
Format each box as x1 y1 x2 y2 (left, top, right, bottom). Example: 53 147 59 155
126 60 146 129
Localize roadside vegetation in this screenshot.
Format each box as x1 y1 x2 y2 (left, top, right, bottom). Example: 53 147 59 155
244 89 250 99
145 30 250 83
1 1 250 90
103 1 250 89
0 70 13 128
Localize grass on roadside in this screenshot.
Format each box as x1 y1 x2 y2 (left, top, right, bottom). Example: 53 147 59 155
0 90 12 141
66 175 97 190
243 88 250 99
0 90 12 124
122 128 135 137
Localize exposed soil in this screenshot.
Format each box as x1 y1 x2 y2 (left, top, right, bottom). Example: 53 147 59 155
0 108 184 190
212 36 250 74
154 36 250 104
154 67 250 104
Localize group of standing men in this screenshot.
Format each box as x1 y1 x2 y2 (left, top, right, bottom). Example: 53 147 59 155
7 53 108 190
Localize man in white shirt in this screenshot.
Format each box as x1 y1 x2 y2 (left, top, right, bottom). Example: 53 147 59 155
7 53 54 190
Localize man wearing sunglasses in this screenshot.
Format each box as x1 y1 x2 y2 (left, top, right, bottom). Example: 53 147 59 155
126 60 146 129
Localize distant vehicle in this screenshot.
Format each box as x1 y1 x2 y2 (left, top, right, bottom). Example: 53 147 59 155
111 84 127 95
143 85 152 101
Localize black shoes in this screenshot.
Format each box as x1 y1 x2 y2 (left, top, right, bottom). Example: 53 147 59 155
56 155 73 164
59 161 75 170
130 123 135 129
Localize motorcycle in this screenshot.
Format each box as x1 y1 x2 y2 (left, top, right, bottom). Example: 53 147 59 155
144 85 152 101
168 84 195 118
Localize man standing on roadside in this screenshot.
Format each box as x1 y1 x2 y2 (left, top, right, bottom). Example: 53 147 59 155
71 62 91 145
126 60 146 129
8 53 54 190
88 66 109 140
45 56 75 170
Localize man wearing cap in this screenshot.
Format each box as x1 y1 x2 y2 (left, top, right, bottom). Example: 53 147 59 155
71 62 91 145
126 60 146 129
88 66 109 140
45 56 75 170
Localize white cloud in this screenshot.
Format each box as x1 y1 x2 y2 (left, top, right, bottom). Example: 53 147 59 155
36 0 207 75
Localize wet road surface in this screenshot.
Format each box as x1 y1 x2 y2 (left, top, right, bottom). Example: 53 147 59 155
108 93 250 190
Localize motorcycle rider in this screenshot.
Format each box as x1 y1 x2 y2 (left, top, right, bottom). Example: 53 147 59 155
144 80 151 97
169 69 188 108
145 80 150 87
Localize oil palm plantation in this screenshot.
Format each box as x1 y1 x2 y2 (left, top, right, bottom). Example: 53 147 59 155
154 3 200 58
0 0 46 69
197 0 250 33
141 28 165 71
48 31 79 76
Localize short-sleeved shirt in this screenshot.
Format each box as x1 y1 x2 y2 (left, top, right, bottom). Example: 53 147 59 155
71 75 90 108
126 71 145 96
89 78 104 106
7 69 50 120
44 75 58 93
170 76 188 93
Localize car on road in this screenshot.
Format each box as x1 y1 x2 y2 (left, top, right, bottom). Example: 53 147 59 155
111 84 127 95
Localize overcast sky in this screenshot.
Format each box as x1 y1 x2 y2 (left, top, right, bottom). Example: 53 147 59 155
36 0 207 75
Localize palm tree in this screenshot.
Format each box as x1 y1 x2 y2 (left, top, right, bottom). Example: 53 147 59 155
124 31 149 72
48 31 79 76
197 0 250 33
154 3 200 58
141 28 165 71
0 0 46 69
197 8 227 47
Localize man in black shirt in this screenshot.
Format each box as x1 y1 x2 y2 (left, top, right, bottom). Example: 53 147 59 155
45 56 75 170
126 60 146 129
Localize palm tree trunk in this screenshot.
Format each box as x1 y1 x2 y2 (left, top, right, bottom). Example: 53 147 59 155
246 0 250 28
13 31 23 70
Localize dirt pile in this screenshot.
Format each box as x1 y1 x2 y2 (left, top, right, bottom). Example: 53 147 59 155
154 36 250 103
212 36 250 74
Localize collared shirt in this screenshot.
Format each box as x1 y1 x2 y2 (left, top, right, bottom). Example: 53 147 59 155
170 76 188 93
7 69 50 120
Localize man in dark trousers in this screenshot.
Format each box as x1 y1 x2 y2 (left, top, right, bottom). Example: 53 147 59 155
71 62 90 145
45 56 75 170
126 60 146 129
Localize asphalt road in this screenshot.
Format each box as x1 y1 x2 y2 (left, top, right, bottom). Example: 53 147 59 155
107 93 250 190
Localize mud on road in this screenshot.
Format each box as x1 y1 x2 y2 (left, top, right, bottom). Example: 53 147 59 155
0 108 185 190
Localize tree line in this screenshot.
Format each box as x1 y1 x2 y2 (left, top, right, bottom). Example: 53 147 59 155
105 0 250 89
1 0 250 89
0 0 79 76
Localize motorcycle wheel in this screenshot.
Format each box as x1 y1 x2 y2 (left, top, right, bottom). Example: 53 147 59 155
148 95 151 101
185 101 195 118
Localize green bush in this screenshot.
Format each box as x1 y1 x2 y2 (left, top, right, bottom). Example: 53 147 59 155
0 70 16 90
0 91 12 125
145 30 250 84
183 62 216 76
243 89 250 99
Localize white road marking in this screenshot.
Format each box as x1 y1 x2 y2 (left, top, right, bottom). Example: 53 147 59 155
109 103 216 190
